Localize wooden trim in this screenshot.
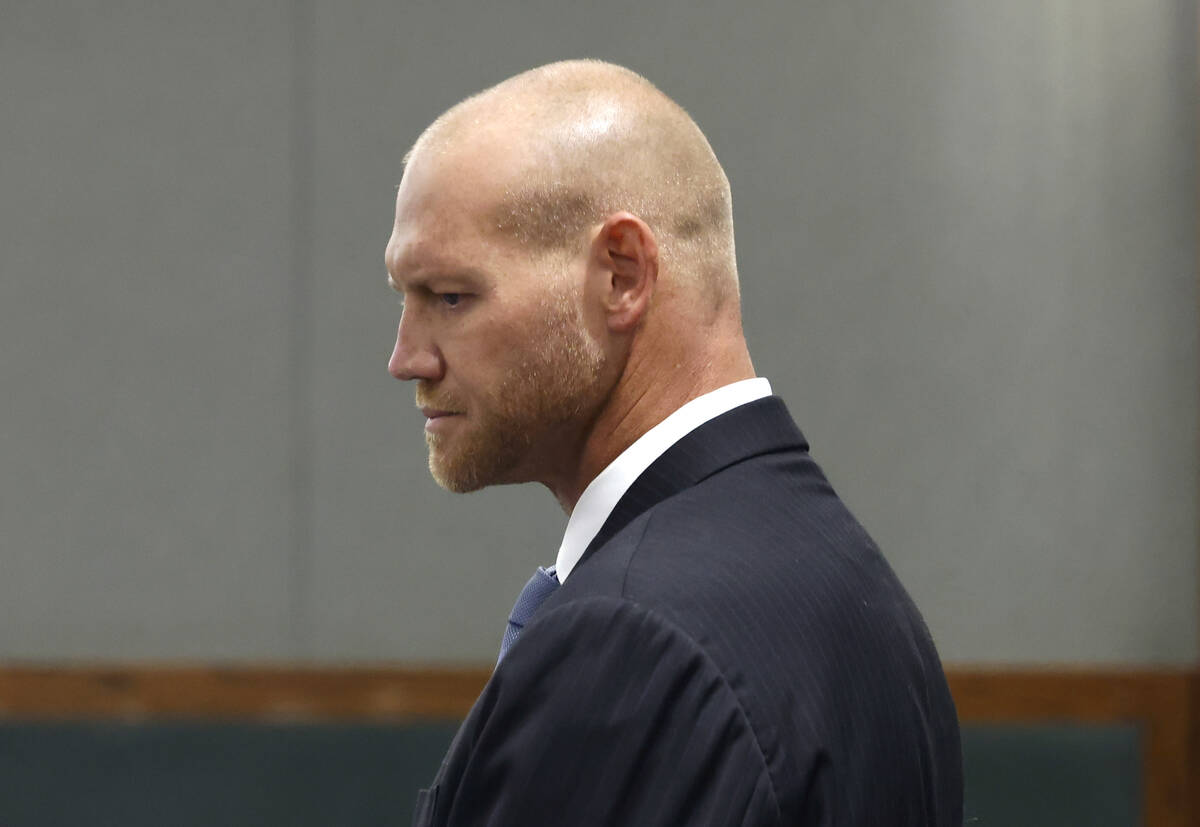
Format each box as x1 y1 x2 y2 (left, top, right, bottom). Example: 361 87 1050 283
0 664 490 722
0 664 1188 722
0 665 1194 825
948 668 1196 827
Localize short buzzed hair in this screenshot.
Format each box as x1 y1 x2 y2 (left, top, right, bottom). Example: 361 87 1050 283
406 60 740 307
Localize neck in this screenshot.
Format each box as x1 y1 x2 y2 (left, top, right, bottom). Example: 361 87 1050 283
545 333 755 513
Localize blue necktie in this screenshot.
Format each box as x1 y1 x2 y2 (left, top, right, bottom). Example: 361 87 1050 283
497 566 559 664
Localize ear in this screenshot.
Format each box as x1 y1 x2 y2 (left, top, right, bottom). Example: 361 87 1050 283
589 211 658 333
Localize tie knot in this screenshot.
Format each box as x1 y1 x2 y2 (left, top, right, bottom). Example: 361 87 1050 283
509 566 559 626
498 566 559 663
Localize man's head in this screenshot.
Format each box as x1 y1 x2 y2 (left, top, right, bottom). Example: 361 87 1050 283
386 60 752 505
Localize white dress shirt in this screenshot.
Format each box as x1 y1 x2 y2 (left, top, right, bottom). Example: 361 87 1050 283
553 377 773 582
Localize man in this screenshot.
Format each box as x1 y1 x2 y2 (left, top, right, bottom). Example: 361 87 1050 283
387 60 962 826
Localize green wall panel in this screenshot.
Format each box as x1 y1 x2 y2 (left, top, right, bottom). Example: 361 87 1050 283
0 721 1143 825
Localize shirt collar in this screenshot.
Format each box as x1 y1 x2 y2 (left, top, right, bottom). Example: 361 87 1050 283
554 377 773 582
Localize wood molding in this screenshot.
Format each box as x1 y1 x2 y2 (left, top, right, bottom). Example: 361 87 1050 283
1 663 1189 721
0 664 1195 825
0 664 490 722
947 668 1197 827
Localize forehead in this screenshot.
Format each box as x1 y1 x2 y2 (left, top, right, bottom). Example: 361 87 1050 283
386 136 524 278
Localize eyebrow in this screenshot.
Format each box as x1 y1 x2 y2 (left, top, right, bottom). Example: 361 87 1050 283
387 267 489 293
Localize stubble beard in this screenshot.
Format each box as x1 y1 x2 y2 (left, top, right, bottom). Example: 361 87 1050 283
423 289 607 493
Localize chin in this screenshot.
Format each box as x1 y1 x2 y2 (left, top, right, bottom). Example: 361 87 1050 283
430 456 541 494
429 465 487 494
427 450 481 493
427 447 520 494
426 422 537 494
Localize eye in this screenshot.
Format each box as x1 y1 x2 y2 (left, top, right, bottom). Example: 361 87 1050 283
439 292 462 307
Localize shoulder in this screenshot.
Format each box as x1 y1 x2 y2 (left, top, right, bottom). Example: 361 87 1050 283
536 451 956 816
562 445 885 618
443 594 783 826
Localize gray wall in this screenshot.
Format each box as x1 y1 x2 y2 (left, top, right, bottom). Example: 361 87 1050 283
2 0 1195 664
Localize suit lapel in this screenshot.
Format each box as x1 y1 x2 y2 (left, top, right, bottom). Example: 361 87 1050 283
576 395 808 569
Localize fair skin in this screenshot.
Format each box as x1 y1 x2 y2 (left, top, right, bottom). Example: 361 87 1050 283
387 71 755 513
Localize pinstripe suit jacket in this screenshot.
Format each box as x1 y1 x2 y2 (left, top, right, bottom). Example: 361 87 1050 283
413 396 963 826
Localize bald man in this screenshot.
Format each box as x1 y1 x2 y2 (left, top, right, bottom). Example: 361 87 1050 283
387 61 962 827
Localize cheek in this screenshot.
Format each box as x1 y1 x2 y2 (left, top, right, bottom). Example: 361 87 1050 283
579 302 609 352
442 318 522 385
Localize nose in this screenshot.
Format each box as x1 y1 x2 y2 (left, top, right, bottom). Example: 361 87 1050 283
388 316 443 382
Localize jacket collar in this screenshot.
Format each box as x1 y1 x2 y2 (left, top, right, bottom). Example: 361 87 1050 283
576 395 807 568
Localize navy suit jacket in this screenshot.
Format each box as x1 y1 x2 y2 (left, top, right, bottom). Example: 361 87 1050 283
414 397 963 826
